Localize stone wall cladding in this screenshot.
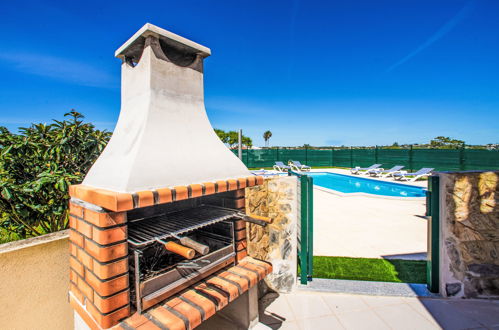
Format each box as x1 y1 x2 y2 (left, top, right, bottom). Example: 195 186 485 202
439 171 499 299
245 176 298 292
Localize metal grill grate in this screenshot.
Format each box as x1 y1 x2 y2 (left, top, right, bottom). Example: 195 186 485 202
127 205 240 247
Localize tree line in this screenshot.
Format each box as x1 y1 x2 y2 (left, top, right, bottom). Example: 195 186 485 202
214 129 253 148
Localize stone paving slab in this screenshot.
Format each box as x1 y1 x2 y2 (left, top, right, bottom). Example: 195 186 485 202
200 283 499 329
257 290 499 330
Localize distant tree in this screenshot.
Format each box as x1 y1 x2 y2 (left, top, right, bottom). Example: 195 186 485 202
303 144 311 148
242 136 253 148
215 129 252 149
214 129 228 144
227 131 239 148
430 136 465 149
385 142 401 149
263 130 272 147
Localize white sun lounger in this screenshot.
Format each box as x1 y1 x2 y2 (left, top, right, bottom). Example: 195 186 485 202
289 160 311 172
393 168 434 182
273 161 291 172
251 169 281 176
368 165 405 177
350 164 382 175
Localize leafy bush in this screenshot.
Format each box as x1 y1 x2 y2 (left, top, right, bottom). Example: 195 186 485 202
0 111 111 240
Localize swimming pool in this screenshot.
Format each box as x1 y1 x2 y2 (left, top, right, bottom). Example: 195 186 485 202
308 172 426 197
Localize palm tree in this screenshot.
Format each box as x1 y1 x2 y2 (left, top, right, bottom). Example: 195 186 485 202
263 130 272 147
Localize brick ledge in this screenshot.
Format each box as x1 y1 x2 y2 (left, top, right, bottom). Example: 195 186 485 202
70 176 264 212
112 257 272 330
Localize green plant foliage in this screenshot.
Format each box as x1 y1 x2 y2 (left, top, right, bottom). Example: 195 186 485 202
214 128 252 148
242 136 253 148
214 129 228 144
0 111 111 240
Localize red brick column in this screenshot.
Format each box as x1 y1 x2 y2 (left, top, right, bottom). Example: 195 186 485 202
68 202 130 329
232 189 248 262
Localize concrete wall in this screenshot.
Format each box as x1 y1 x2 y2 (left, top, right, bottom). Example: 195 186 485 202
439 171 499 298
0 230 73 329
246 176 298 293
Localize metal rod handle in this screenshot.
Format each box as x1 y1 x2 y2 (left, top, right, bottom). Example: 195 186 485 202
240 215 268 227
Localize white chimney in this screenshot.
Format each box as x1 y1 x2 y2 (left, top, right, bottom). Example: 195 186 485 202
83 23 250 193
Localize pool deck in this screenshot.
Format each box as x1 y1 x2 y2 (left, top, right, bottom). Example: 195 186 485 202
309 168 427 260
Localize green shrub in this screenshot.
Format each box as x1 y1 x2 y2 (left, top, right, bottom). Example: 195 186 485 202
0 111 111 240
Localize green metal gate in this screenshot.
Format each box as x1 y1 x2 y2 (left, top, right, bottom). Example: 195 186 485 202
426 175 440 293
289 171 314 285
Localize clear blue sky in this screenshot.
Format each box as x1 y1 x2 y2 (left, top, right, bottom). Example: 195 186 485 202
1 0 498 146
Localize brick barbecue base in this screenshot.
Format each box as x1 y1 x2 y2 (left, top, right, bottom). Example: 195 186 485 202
68 175 264 329
69 257 271 330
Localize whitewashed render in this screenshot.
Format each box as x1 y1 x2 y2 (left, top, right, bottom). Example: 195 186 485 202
83 24 250 192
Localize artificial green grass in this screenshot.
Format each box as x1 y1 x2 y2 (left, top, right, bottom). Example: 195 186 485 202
312 256 426 284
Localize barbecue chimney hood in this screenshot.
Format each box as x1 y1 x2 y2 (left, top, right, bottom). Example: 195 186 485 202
83 23 250 193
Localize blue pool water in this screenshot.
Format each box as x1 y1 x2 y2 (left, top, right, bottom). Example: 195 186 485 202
308 172 426 197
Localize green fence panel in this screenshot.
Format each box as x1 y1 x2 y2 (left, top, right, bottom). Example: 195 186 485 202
412 149 461 171
351 148 376 167
232 149 250 166
247 149 276 168
463 149 499 171
234 147 498 171
307 149 333 167
279 149 307 165
377 148 411 171
333 149 351 167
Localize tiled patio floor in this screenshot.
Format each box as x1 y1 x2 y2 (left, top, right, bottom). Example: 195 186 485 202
256 291 499 330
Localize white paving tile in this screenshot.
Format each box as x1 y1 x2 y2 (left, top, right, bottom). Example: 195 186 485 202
361 295 407 308
322 293 370 314
261 294 296 323
372 303 441 330
447 299 499 328
278 321 301 330
259 292 499 330
404 299 441 324
252 322 273 330
335 309 390 330
409 299 490 329
285 293 333 320
297 315 345 330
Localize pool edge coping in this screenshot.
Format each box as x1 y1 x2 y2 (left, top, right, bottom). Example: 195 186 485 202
313 185 427 201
